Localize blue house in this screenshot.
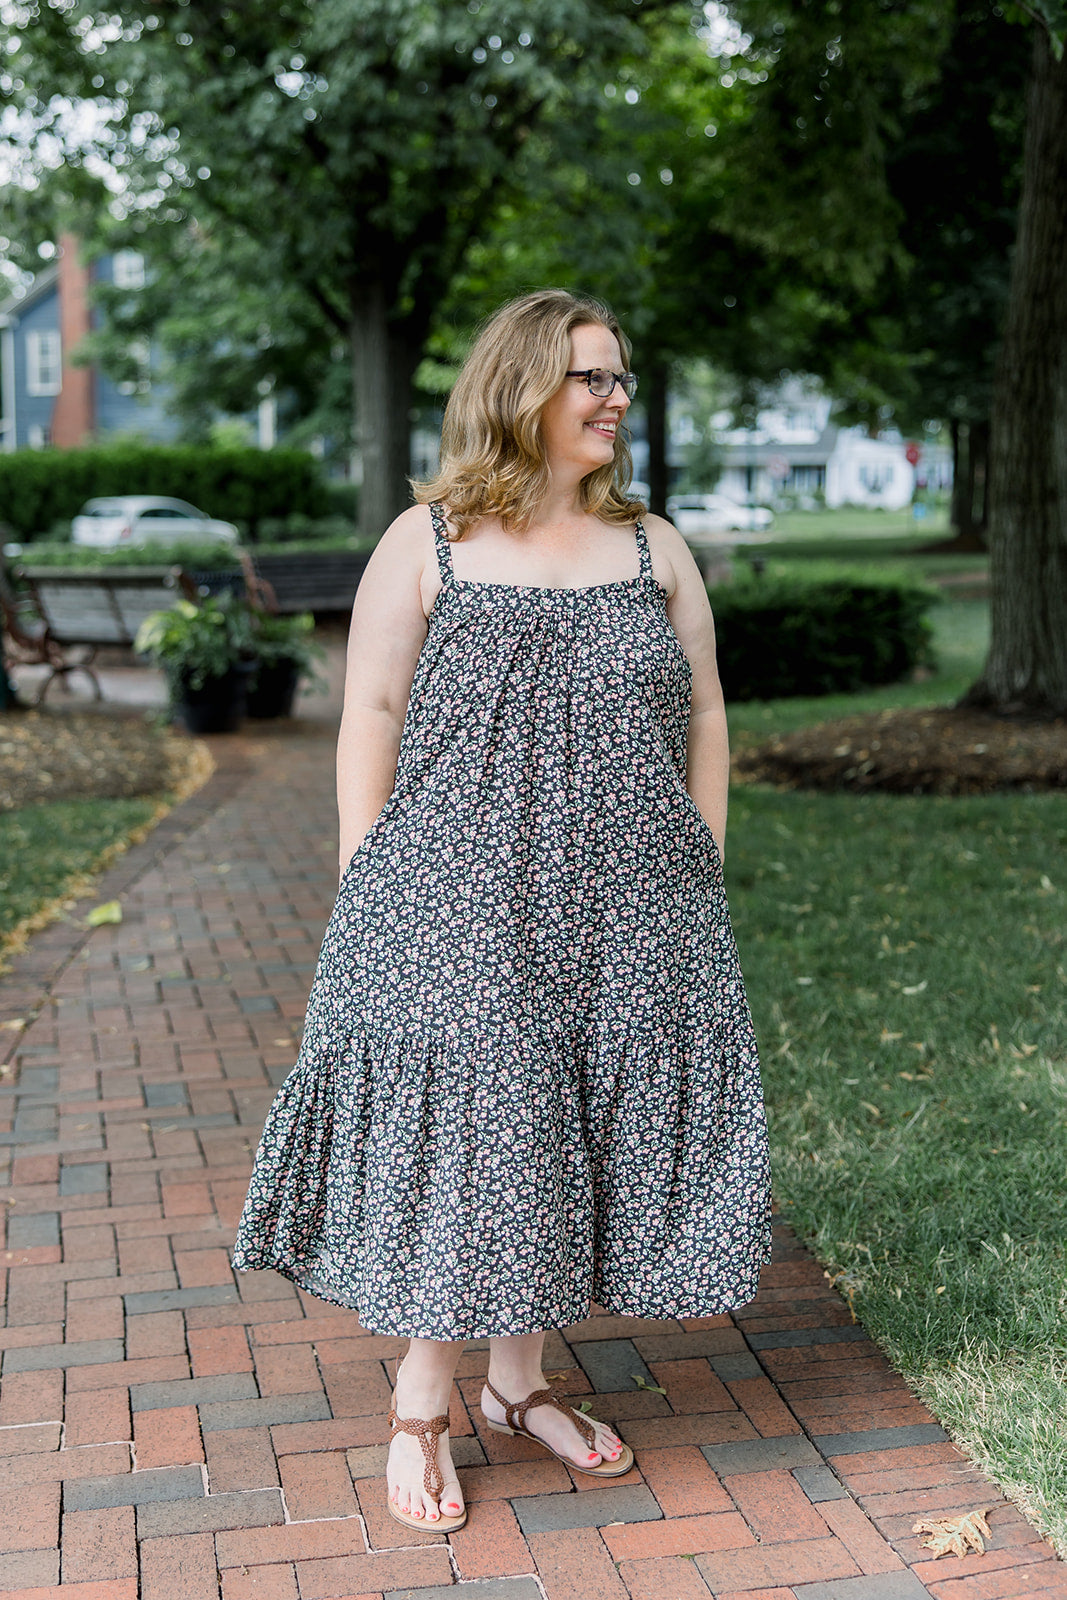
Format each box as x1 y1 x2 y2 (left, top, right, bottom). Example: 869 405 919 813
0 237 179 452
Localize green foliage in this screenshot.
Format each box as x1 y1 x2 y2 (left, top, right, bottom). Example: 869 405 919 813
254 515 360 547
711 572 936 700
0 445 329 540
14 540 243 571
248 610 326 680
134 593 254 691
4 0 684 515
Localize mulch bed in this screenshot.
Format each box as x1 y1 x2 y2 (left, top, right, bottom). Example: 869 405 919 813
0 708 202 811
735 705 1067 794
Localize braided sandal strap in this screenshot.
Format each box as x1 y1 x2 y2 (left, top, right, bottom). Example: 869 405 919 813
484 1379 598 1451
388 1408 450 1500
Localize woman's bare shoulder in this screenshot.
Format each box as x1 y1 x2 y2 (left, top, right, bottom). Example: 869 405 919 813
639 510 693 598
351 503 440 619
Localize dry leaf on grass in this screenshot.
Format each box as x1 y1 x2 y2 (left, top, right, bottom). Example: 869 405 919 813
86 900 123 927
912 1508 993 1558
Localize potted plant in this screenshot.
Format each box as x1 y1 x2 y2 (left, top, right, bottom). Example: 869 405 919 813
135 592 255 733
245 610 326 719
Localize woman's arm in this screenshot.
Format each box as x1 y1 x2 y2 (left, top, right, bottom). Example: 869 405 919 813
644 513 730 857
335 505 435 878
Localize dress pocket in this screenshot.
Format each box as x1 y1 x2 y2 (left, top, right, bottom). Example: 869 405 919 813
343 792 399 877
681 791 723 870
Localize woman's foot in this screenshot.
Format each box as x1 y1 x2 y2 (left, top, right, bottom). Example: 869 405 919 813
387 1362 464 1525
480 1373 625 1470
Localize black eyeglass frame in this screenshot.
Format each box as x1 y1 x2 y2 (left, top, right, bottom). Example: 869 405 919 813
565 368 639 400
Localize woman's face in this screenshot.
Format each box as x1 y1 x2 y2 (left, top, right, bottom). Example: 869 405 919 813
539 322 631 482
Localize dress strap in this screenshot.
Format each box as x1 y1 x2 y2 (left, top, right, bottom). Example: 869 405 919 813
635 520 653 581
428 502 454 584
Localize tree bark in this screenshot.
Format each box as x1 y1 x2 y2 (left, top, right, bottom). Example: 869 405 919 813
965 27 1067 713
939 418 989 552
350 283 418 543
645 361 669 517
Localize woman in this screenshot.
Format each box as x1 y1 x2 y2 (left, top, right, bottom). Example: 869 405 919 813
232 289 771 1534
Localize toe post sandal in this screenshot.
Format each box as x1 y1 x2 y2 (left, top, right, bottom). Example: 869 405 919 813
386 1401 467 1533
482 1378 634 1477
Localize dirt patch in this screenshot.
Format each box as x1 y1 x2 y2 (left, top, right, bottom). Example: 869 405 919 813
0 708 209 811
734 705 1067 794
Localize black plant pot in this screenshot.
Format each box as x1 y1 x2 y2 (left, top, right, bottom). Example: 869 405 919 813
246 661 300 720
173 664 251 734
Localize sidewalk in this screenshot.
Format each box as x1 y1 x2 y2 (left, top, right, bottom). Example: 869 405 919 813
0 679 1063 1599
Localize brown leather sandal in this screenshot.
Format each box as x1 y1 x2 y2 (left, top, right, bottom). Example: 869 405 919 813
482 1378 634 1477
386 1395 467 1533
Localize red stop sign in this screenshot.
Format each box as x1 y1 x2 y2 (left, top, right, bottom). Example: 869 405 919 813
905 441 921 466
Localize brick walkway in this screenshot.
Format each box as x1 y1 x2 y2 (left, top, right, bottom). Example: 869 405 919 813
1 676 1064 1599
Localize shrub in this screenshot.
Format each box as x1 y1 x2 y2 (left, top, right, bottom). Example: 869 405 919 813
710 570 936 700
14 539 242 571
0 444 330 540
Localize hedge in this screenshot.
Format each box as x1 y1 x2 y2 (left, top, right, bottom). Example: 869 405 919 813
0 444 332 540
709 571 937 700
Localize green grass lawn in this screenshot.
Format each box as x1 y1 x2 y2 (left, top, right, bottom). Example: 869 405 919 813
763 505 950 541
726 595 1067 1554
0 797 160 961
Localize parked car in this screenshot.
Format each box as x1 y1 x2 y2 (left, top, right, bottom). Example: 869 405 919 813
666 493 774 538
71 496 240 549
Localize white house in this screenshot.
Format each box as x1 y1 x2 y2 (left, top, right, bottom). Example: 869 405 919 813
709 379 929 510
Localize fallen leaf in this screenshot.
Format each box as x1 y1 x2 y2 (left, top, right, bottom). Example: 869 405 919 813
880 1029 903 1042
902 980 928 995
631 1374 668 1395
0 1019 25 1030
86 900 122 927
912 1509 992 1559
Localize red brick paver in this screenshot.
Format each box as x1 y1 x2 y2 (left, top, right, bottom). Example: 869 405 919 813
1 660 1064 1599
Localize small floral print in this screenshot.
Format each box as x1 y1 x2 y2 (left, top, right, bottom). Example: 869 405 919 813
231 505 772 1339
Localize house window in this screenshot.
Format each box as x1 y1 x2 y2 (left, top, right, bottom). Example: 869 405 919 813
112 250 145 288
26 329 62 396
859 464 892 492
790 464 825 491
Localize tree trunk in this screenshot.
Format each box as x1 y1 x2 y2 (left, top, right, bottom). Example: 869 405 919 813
972 418 990 537
350 284 418 543
965 28 1067 714
645 362 669 517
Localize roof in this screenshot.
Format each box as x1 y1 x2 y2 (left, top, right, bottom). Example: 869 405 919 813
0 262 60 322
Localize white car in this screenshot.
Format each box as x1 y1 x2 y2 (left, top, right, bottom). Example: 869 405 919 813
666 493 774 538
71 496 240 549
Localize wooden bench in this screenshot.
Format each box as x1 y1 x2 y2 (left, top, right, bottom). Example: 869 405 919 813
3 564 198 704
238 550 370 614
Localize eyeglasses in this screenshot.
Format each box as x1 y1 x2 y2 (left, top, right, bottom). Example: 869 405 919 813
566 368 639 400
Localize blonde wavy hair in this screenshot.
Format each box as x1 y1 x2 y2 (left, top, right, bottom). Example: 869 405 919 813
413 289 644 539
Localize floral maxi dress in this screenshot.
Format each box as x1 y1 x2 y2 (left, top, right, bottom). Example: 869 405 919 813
231 506 772 1339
